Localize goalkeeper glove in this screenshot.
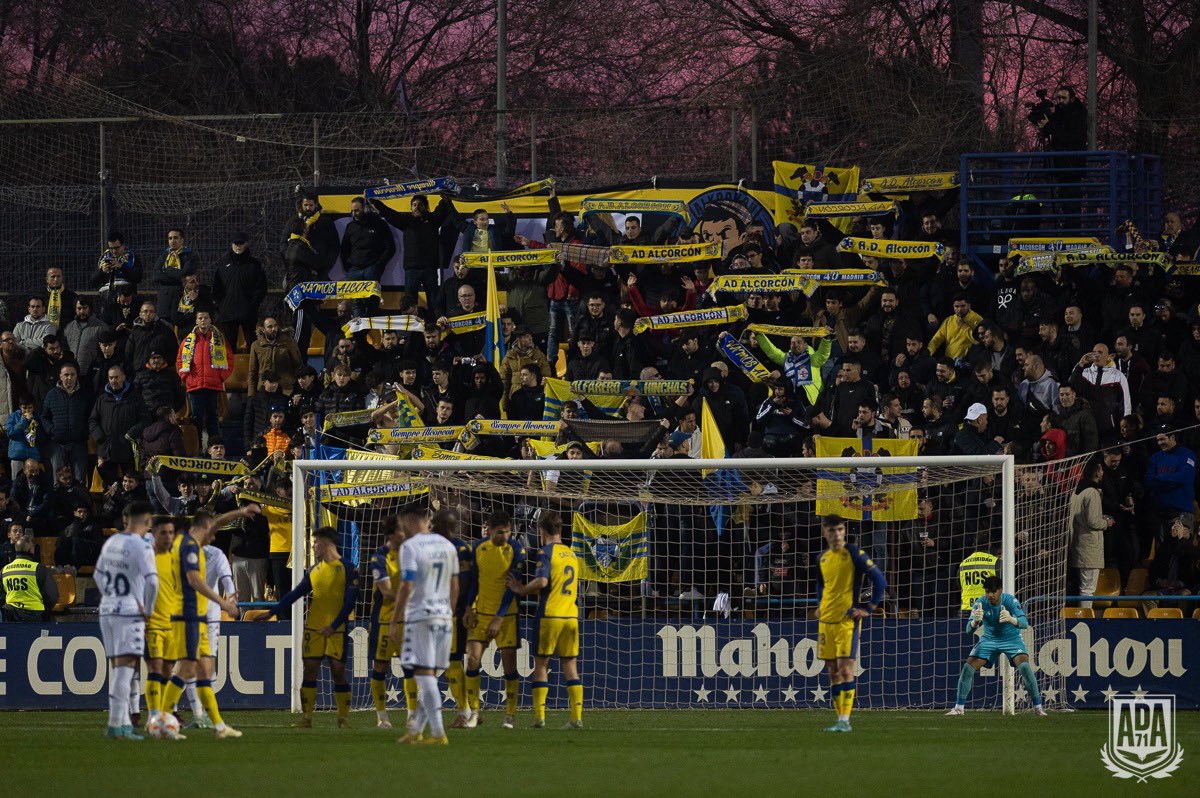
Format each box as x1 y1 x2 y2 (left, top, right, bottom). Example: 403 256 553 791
999 608 1019 626
970 605 983 625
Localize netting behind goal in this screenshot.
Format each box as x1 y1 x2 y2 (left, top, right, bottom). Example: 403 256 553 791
292 455 1080 714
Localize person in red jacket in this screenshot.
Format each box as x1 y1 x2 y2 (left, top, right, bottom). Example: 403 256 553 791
176 307 234 450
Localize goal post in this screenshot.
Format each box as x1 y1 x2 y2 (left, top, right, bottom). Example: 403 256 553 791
289 453 1075 715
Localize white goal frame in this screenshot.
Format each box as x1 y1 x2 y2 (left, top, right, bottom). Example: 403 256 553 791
291 454 1018 714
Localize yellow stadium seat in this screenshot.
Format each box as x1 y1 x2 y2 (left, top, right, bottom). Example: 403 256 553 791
52 573 77 611
221 610 238 622
241 609 273 621
1192 608 1200 620
103 527 119 537
77 565 95 577
308 327 325 357
1061 607 1095 619
35 537 57 567
1092 568 1121 609
1102 607 1138 619
1122 568 1148 598
1147 608 1184 620
224 356 250 392
181 420 200 455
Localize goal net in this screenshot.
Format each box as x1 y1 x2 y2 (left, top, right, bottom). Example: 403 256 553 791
290 454 1081 715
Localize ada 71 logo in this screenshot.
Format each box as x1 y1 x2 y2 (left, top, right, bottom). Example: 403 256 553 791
1101 694 1184 781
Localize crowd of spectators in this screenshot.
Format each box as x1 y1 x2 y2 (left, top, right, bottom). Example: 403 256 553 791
1 172 1199 615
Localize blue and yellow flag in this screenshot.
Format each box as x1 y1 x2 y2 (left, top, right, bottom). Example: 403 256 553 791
701 398 746 535
571 512 649 582
772 160 860 230
814 436 919 521
483 255 505 372
393 391 424 428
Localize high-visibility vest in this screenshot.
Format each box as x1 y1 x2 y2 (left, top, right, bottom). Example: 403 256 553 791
1 555 45 611
958 551 998 610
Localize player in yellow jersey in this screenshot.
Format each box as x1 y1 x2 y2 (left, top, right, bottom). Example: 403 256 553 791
158 508 250 740
258 526 360 728
433 508 476 730
816 514 886 733
462 510 526 729
368 515 416 730
505 511 584 729
145 515 186 740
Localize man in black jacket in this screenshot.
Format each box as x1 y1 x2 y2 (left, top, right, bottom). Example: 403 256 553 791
88 365 152 484
371 193 451 305
693 367 750 450
213 232 268 350
125 301 178 375
1036 86 1087 152
39 266 78 329
340 196 395 315
42 362 92 484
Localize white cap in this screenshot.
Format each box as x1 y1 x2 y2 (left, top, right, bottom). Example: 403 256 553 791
965 403 987 421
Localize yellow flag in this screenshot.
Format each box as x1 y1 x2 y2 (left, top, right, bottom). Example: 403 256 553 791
814 436 919 521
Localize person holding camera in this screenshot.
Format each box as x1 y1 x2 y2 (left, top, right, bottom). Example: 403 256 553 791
1033 86 1087 151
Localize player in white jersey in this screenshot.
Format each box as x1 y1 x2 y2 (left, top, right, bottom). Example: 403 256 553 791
95 500 158 740
391 504 459 746
182 542 237 729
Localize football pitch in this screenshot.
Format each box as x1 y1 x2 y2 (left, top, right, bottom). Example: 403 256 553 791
4 709 1195 796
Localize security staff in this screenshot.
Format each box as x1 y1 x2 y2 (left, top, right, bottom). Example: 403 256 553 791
958 550 998 611
1 533 58 621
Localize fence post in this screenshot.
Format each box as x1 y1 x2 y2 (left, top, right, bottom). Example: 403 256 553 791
98 122 108 246
312 118 321 187
730 107 739 182
750 105 758 182
530 111 537 182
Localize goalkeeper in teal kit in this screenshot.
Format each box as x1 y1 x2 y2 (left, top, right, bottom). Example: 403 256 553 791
946 575 1046 716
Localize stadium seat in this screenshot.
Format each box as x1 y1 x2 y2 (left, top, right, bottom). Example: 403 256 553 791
103 527 118 537
556 344 568 378
1061 607 1094 619
77 565 95 576
1122 568 1148 599
241 609 272 621
52 573 77 610
1147 608 1183 620
1102 607 1138 619
1193 608 1200 620
35 537 56 567
225 356 250 392
221 610 238 622
1091 568 1121 608
308 327 326 357
181 420 200 454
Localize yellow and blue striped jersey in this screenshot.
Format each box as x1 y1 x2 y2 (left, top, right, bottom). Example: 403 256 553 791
535 542 579 619
816 544 885 623
369 545 400 625
273 558 360 631
150 546 179 629
173 532 206 622
466 536 525 616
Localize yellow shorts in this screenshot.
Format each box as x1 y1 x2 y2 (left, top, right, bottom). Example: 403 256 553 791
146 627 172 661
166 620 210 661
371 622 402 661
536 617 580 659
302 627 347 661
468 612 518 649
818 619 860 661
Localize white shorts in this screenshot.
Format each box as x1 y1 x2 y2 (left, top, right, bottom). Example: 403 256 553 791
100 615 146 659
401 616 453 671
207 621 220 658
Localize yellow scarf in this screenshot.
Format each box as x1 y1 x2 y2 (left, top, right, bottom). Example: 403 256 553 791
164 249 182 272
47 288 62 325
178 292 195 313
179 327 229 373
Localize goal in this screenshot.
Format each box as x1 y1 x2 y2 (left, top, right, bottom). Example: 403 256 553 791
289 454 1080 715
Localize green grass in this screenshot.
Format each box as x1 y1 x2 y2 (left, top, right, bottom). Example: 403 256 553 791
4 709 1197 796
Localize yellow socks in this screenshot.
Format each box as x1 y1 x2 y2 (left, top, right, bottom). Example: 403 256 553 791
465 669 481 712
404 675 419 714
842 680 856 719
300 680 317 717
447 660 466 711
146 672 166 716
532 681 549 723
504 673 519 716
196 679 224 728
370 670 387 713
160 675 185 714
566 679 583 723
334 682 351 719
